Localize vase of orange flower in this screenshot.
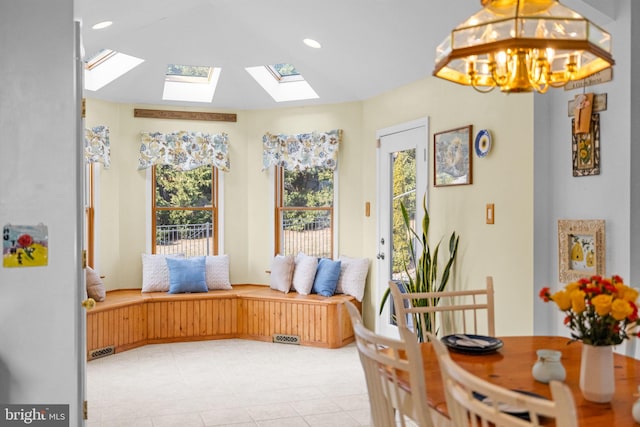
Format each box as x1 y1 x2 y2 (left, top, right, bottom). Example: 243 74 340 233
539 275 640 403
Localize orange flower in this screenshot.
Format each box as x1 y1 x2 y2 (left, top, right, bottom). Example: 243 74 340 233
611 299 634 321
540 275 640 346
552 290 572 311
565 282 580 293
591 294 612 316
623 287 639 303
571 290 586 314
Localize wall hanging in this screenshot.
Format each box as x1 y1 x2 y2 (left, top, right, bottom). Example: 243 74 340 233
434 125 473 187
474 129 492 158
558 219 605 282
3 224 48 268
571 113 600 177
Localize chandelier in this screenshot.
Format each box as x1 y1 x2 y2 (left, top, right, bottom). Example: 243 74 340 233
433 0 615 93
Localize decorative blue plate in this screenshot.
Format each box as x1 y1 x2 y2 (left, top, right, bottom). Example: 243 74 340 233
441 334 503 355
475 129 492 158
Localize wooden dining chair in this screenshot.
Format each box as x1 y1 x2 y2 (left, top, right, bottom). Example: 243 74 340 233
345 301 434 427
389 276 495 340
426 332 578 427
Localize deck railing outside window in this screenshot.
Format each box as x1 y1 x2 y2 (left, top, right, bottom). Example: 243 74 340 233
155 222 213 256
279 207 332 258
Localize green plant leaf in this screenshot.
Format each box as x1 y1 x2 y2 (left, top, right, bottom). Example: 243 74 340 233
378 194 459 340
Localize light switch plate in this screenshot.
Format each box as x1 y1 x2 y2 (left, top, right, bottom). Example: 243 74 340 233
486 203 495 224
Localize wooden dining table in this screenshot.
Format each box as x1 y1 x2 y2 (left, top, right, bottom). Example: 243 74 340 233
420 336 640 426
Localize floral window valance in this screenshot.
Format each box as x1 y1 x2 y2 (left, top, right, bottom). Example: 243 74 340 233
138 131 230 172
85 126 110 168
262 129 342 171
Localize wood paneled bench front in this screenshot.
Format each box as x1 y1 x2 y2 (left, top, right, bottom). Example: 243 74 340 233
86 285 361 358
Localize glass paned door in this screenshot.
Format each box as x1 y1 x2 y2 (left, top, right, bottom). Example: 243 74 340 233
376 120 427 338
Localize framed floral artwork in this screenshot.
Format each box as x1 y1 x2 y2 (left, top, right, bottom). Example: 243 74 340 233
558 219 605 282
571 113 600 177
434 125 473 187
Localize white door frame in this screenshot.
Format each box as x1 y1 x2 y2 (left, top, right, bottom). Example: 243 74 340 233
75 20 88 425
375 118 429 337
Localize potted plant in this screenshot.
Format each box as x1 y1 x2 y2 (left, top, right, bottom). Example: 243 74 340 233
379 195 459 341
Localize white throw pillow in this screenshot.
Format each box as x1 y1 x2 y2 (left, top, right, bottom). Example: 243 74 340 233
86 266 106 302
270 254 295 293
336 255 370 301
141 253 184 292
205 255 232 290
292 252 318 295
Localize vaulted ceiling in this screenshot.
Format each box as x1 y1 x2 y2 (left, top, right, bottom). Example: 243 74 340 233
74 0 615 110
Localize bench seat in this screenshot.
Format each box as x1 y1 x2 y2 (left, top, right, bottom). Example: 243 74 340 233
86 285 361 358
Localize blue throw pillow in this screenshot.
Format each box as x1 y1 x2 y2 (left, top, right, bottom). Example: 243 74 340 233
312 258 342 297
166 256 208 294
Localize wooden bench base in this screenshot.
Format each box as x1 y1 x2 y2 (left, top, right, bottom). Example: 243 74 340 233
86 285 361 358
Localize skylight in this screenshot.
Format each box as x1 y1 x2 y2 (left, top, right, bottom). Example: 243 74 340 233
84 49 144 91
267 63 304 82
162 64 221 103
246 63 318 103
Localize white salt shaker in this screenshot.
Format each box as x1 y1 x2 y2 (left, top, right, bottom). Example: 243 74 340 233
532 349 566 383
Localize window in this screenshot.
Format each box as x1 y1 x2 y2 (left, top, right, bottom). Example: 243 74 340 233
275 166 334 258
245 62 319 102
84 163 95 267
83 125 109 269
162 63 221 103
84 49 144 91
165 64 213 82
267 63 304 82
152 165 218 256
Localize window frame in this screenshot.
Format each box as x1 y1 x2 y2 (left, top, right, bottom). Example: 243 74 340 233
84 162 96 268
150 165 220 256
274 166 337 258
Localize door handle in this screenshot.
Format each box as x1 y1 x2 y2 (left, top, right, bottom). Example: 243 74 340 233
82 298 96 311
376 253 385 260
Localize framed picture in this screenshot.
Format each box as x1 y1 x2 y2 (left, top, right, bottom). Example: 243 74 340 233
571 113 600 177
558 219 605 282
434 125 473 187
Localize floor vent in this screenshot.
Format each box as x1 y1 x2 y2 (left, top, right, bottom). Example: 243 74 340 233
273 334 300 345
88 345 115 360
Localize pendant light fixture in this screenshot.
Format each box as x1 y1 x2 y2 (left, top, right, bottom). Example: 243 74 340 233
433 0 614 93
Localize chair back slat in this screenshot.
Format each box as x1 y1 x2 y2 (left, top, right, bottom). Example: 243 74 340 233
390 276 496 339
345 302 434 427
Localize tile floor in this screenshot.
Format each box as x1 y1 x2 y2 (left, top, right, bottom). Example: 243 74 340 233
86 339 372 427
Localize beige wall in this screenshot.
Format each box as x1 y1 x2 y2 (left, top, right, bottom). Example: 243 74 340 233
86 74 534 336
361 78 534 335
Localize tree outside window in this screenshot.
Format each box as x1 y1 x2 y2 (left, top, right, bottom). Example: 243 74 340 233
276 167 334 258
153 165 218 256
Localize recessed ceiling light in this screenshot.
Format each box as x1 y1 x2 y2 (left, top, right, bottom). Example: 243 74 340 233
303 38 322 49
92 21 113 30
